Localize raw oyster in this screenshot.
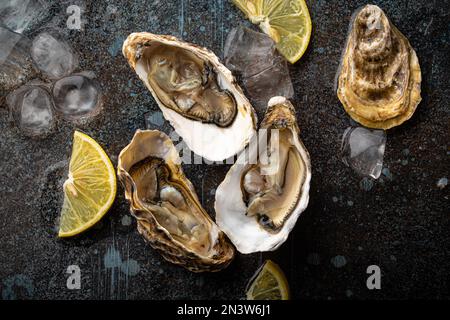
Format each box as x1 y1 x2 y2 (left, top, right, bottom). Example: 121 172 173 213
122 32 257 161
117 130 234 272
337 4 421 129
215 97 311 253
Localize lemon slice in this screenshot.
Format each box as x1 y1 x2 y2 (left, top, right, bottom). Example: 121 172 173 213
232 0 312 63
246 260 290 300
58 131 116 237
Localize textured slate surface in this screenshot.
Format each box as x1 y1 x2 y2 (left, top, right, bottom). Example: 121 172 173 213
0 0 449 300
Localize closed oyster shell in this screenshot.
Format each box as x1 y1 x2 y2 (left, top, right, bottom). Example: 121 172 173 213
337 4 421 129
122 32 257 161
117 130 234 272
215 97 311 253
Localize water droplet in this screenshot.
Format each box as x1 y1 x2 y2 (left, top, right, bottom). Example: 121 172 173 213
437 177 448 189
382 167 392 181
120 259 140 276
331 255 347 268
121 215 132 226
359 177 374 191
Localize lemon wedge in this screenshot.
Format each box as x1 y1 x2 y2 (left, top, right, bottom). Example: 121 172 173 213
232 0 312 63
58 131 116 237
246 260 290 300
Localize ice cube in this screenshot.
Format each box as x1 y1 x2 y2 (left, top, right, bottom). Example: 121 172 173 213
0 0 48 34
224 27 276 77
341 126 386 179
224 27 294 110
0 26 35 98
6 83 54 137
31 32 78 79
52 75 101 120
243 58 294 110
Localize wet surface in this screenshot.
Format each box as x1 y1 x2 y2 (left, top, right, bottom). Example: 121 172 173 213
0 0 449 300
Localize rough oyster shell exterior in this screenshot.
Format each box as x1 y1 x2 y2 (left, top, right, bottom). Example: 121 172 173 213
337 5 421 129
117 130 234 272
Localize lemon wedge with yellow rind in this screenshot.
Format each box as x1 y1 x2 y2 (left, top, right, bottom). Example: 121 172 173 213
232 0 312 63
58 131 116 237
246 260 290 300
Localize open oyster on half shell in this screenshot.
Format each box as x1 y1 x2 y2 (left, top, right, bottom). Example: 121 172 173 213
117 130 234 272
215 97 311 253
122 32 257 161
337 4 421 129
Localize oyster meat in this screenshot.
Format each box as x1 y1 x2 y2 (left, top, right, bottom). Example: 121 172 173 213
215 97 311 253
122 32 257 161
117 130 234 272
337 4 421 129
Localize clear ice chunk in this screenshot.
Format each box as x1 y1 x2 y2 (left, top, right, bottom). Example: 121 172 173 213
224 27 276 77
243 59 294 109
341 126 386 179
223 27 294 110
31 32 78 79
6 83 54 137
0 26 35 97
52 75 101 120
0 0 48 34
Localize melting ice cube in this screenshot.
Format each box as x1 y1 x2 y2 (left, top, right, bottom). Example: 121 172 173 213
52 75 101 120
243 59 294 110
31 32 78 79
341 126 386 179
223 27 294 111
0 0 48 34
7 83 54 137
0 26 35 97
224 27 276 77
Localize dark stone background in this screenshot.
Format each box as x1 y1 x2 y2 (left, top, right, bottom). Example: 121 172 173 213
0 0 449 300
